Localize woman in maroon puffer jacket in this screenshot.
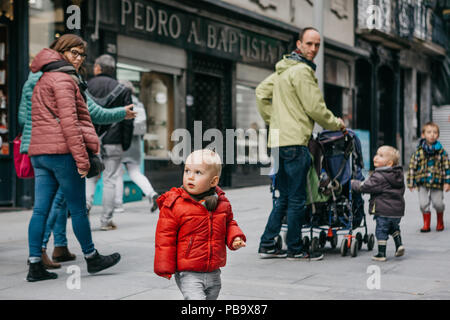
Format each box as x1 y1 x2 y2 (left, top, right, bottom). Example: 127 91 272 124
26 34 120 282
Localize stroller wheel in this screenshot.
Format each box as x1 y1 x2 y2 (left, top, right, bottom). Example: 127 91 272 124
367 234 375 251
350 238 358 257
330 233 338 249
356 232 363 250
302 236 310 249
340 239 348 256
311 237 320 253
319 231 327 248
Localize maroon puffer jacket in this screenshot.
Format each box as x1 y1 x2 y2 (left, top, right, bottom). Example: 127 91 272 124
28 48 99 171
154 187 246 279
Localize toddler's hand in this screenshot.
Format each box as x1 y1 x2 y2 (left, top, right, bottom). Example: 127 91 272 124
444 184 450 192
232 237 246 250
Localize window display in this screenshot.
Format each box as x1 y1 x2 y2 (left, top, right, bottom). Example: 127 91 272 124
235 84 270 165
118 64 174 159
29 0 65 60
140 72 173 158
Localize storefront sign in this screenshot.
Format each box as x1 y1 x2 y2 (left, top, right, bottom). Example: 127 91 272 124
119 0 288 68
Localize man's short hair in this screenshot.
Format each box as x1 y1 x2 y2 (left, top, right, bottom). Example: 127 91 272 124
185 149 222 177
379 145 400 166
94 54 116 76
299 27 319 42
421 121 440 136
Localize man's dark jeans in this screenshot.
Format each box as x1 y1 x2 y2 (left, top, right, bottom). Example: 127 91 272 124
260 146 311 254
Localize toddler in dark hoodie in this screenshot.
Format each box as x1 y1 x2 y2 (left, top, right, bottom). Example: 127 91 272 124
352 145 405 261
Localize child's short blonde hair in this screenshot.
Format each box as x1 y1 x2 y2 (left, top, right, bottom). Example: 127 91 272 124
379 145 400 166
185 149 222 177
421 121 440 136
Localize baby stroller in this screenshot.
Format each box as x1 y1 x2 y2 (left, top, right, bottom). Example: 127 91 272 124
273 129 375 257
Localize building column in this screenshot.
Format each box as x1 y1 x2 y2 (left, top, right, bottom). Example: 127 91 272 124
14 0 34 208
313 0 324 92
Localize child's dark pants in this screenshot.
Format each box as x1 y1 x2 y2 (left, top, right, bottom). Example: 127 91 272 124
375 216 402 241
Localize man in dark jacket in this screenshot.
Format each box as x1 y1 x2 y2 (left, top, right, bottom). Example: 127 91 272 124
351 145 405 261
86 54 134 231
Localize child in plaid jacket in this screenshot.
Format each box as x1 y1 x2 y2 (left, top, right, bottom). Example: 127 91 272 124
407 122 450 232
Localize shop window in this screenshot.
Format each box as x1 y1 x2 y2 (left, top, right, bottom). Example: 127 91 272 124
235 84 270 165
118 64 174 159
29 0 65 61
324 83 353 128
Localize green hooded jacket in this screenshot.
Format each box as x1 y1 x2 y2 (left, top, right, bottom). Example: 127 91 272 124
256 54 341 148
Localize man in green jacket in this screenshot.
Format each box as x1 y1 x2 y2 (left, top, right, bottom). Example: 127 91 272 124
257 27 345 261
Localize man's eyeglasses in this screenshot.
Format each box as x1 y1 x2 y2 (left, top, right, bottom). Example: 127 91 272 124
69 49 87 59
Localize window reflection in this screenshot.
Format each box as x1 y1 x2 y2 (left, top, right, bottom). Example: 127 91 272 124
29 0 65 60
235 84 270 164
118 65 174 159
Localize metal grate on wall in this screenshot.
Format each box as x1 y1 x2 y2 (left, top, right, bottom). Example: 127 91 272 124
432 105 450 154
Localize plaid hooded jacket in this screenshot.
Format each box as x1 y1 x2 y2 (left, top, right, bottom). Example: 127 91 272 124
407 141 450 190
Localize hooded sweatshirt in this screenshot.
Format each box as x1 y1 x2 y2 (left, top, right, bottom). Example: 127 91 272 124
255 53 341 148
352 166 405 218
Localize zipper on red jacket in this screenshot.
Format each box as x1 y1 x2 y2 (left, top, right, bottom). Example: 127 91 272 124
185 236 194 258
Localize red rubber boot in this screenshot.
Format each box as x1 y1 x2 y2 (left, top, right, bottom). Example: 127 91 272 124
421 212 431 233
436 212 444 231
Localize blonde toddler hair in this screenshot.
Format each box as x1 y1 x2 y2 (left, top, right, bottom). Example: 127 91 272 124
379 145 400 166
185 149 223 177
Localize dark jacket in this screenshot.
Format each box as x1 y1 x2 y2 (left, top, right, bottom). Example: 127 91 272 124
351 166 405 218
87 74 134 150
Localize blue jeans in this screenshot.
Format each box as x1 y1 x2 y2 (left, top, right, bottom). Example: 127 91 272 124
29 154 95 258
41 187 68 249
260 146 311 254
375 216 401 241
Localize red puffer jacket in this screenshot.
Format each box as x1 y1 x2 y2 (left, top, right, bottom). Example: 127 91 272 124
28 48 99 171
154 187 246 279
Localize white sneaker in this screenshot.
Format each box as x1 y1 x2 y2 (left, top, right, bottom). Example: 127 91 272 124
100 221 117 231
113 206 125 214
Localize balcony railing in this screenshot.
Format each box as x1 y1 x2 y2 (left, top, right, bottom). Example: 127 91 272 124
357 0 448 50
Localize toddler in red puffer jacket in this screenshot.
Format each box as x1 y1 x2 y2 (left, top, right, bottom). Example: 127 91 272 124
154 149 246 300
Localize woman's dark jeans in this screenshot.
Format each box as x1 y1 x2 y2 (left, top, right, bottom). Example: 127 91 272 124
29 154 95 258
260 146 311 254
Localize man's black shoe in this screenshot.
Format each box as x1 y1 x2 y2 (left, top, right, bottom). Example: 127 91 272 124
85 250 121 274
258 246 287 259
287 251 323 261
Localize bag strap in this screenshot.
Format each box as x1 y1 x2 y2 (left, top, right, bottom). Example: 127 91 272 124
87 83 127 143
86 83 127 109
